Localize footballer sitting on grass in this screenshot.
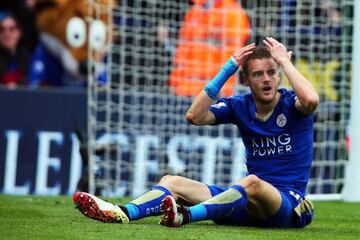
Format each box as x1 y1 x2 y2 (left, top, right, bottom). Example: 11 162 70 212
73 37 319 228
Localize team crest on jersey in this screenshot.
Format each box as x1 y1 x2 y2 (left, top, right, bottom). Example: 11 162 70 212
276 114 287 127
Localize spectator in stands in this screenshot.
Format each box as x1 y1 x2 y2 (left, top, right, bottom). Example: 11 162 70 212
110 0 188 93
168 0 251 97
0 12 30 88
0 0 38 52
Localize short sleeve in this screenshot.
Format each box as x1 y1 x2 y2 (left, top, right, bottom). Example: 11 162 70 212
282 90 297 111
209 98 234 124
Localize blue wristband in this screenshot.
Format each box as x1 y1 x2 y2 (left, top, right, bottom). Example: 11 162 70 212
204 58 239 99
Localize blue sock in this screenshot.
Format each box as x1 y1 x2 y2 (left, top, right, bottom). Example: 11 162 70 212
124 185 172 220
189 185 247 222
188 204 207 222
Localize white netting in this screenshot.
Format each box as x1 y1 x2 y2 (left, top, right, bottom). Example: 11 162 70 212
87 0 353 198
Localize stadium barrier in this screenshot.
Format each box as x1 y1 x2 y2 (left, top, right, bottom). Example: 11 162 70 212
0 88 86 195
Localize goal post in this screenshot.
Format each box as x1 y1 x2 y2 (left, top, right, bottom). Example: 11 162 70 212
86 0 355 200
343 0 360 202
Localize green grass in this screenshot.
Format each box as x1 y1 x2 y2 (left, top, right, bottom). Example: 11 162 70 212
1 195 360 240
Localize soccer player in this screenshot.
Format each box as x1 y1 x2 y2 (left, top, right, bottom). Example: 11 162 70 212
73 37 318 228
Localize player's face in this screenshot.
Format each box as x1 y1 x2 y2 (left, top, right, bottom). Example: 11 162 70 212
246 58 280 104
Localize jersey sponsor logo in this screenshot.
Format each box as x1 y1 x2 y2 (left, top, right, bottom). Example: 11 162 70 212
276 113 287 127
252 133 292 156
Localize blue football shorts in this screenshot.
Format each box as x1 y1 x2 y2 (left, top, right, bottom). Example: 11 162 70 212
207 185 314 228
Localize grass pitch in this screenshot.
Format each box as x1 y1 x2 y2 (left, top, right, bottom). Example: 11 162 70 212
1 195 359 240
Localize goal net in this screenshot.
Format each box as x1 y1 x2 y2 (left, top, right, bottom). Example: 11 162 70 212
87 0 353 199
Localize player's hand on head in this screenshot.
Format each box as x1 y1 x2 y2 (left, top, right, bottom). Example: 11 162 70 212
263 37 291 65
231 43 255 66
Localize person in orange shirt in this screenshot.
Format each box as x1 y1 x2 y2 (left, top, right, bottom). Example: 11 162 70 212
168 0 251 97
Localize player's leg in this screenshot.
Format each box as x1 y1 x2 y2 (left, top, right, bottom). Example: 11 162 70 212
190 174 283 223
123 175 211 221
240 175 315 228
158 175 212 204
73 175 211 223
160 174 284 227
236 174 282 220
160 182 249 227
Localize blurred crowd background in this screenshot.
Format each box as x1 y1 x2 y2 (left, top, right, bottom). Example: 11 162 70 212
0 0 347 95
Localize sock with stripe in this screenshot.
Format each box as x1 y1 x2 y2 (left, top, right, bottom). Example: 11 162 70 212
122 185 172 220
189 185 247 222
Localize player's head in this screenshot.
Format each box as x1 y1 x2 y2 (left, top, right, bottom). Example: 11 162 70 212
241 45 281 104
241 46 275 77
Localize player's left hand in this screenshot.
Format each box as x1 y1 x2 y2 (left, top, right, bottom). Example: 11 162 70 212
263 37 292 65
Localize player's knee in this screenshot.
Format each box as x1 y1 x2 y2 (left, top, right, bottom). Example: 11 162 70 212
246 174 260 184
158 175 184 193
158 175 172 186
237 174 261 196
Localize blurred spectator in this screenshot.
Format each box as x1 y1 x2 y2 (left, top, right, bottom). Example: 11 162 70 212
168 0 251 97
0 0 38 51
277 0 341 58
0 12 30 89
110 0 189 93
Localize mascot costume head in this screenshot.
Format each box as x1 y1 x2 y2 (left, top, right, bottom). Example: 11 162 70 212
30 0 112 87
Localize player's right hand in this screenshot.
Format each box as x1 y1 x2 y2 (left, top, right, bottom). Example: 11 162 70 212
231 43 255 67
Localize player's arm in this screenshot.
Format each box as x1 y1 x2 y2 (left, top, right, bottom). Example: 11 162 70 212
186 91 216 125
186 44 255 125
263 37 319 115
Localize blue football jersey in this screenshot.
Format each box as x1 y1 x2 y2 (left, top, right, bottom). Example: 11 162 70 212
209 88 314 196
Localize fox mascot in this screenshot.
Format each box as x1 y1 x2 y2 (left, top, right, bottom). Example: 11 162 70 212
30 0 112 87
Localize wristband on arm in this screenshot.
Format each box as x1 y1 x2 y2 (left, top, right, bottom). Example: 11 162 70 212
204 57 239 99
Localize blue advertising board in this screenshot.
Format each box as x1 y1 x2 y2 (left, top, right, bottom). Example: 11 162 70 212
0 88 86 195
